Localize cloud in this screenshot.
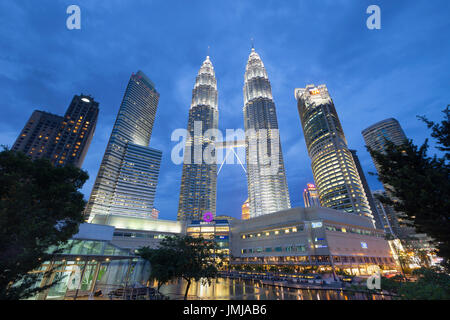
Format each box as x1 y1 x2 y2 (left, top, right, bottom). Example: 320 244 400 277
1 0 449 221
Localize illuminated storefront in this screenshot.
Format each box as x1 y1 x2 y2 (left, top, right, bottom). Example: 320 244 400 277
230 207 397 275
28 224 150 300
186 219 231 265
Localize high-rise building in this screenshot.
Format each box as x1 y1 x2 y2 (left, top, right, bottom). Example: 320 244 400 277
151 208 159 220
243 47 291 218
177 56 218 221
361 118 407 176
12 94 99 168
242 199 250 220
349 149 383 231
303 183 321 208
46 95 99 168
362 119 413 238
295 84 373 222
372 190 398 236
85 71 162 225
12 111 63 161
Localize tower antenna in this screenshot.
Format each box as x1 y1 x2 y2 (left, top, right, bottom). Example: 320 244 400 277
251 38 254 49
207 45 210 57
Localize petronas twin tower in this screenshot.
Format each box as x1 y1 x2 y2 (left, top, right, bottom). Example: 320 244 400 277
177 48 291 221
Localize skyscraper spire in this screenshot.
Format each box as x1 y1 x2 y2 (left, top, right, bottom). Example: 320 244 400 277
243 48 291 218
178 56 219 221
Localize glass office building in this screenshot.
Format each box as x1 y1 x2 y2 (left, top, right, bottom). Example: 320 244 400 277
243 48 291 218
349 149 383 230
295 85 373 222
362 119 415 238
361 118 407 181
85 71 162 225
177 56 219 221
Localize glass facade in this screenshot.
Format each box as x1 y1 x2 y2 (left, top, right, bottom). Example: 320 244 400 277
28 239 149 300
362 119 412 238
295 85 373 221
85 71 162 224
178 56 219 221
186 219 230 264
243 48 291 218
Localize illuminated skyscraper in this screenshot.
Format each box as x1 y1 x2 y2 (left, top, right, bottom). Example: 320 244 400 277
243 47 291 218
46 95 99 168
349 149 383 230
85 71 162 225
295 84 373 221
13 111 63 161
303 183 321 208
242 199 250 220
372 190 397 236
12 95 98 168
177 56 218 221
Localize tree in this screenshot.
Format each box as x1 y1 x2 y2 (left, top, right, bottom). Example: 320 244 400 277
137 246 178 294
381 267 450 300
0 149 88 299
367 107 450 270
419 105 450 160
139 235 222 300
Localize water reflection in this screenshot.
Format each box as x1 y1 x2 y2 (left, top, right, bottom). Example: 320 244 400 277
155 278 387 300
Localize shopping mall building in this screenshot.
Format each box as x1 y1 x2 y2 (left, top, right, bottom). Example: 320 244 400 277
229 207 396 275
28 207 397 299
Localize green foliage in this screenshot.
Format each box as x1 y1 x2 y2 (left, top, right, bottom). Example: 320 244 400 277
137 246 178 292
381 267 450 300
0 149 88 299
367 106 450 270
138 235 222 299
418 106 450 159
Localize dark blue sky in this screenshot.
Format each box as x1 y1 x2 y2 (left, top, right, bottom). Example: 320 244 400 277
1 0 449 221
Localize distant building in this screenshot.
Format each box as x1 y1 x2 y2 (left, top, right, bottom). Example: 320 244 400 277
362 119 415 238
349 149 381 230
12 94 99 168
242 199 250 220
12 111 63 161
303 183 321 208
46 95 99 168
361 118 407 179
295 85 373 221
151 208 159 219
85 71 162 225
372 190 397 236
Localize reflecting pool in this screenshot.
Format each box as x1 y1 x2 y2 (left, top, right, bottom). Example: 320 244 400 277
155 278 389 300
